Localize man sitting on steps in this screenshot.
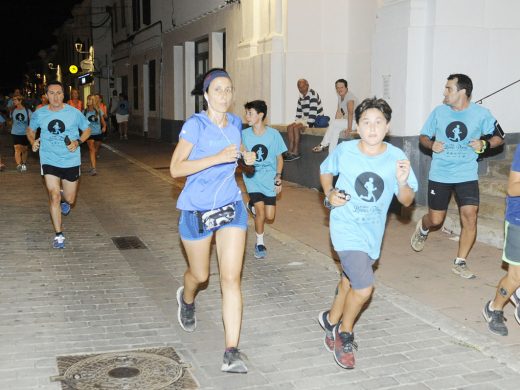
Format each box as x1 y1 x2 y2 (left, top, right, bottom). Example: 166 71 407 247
284 78 323 162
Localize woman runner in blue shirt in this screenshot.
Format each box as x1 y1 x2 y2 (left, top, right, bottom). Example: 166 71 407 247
84 94 106 175
170 68 256 374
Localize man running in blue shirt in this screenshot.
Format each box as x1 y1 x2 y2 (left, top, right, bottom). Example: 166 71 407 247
26 81 91 249
411 74 505 279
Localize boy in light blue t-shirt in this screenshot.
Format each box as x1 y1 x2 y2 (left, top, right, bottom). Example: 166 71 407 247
318 97 418 370
242 100 287 259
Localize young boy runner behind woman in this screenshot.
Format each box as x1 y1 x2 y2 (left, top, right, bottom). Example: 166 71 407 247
318 97 418 369
242 100 287 259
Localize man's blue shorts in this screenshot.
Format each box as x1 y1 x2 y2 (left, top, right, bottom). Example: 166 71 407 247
178 201 248 241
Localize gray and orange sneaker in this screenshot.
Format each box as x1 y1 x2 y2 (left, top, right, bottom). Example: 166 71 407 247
333 325 357 369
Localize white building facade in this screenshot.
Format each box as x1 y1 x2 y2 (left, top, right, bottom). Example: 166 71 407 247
90 0 520 201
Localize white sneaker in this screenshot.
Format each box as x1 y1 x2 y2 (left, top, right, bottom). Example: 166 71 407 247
21 163 27 172
411 219 428 252
451 260 476 279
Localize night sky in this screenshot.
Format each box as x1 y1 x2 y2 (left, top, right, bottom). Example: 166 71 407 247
0 0 83 95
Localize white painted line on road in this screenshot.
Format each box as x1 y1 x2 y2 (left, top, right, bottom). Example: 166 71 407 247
102 143 183 190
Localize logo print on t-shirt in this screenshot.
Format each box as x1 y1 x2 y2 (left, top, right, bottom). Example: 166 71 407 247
48 119 66 135
252 144 268 162
88 114 98 122
15 113 25 122
445 121 467 142
355 172 384 203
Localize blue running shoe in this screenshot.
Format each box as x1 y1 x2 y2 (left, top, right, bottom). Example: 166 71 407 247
53 235 65 249
60 190 71 216
60 201 71 216
254 244 267 259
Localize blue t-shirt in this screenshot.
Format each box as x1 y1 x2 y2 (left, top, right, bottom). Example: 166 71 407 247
116 100 130 115
421 103 496 183
84 109 103 135
176 112 243 211
29 104 90 168
11 107 30 135
241 126 287 197
506 146 520 226
320 140 418 259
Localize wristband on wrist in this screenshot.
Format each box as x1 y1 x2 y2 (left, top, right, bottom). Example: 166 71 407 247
324 196 334 210
476 139 489 154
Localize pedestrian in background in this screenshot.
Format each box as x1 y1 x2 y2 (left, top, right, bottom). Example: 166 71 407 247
10 94 30 172
115 93 130 140
67 88 83 111
284 78 323 161
84 94 106 175
108 90 119 135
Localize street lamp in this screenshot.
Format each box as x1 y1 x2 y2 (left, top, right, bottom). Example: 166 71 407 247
74 38 84 53
48 63 62 82
74 38 95 73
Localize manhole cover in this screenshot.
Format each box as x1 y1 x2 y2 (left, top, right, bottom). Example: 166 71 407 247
52 347 198 389
112 236 147 250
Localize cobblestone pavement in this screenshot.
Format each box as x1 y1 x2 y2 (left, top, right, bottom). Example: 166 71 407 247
1 134 519 389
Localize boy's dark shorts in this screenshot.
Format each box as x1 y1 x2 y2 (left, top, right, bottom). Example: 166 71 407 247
428 180 479 210
12 134 29 146
41 164 81 182
248 192 276 206
88 134 104 142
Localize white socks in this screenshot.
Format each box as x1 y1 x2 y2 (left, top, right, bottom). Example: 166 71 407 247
455 257 466 265
256 233 264 246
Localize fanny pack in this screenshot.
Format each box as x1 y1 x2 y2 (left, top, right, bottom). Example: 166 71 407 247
195 203 236 232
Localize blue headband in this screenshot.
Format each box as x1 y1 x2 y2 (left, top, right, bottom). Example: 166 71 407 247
203 70 230 92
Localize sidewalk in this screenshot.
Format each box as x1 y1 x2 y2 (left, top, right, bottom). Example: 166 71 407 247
0 132 519 389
